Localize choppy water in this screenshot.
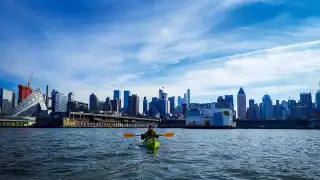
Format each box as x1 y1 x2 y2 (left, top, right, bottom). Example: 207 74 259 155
0 128 320 180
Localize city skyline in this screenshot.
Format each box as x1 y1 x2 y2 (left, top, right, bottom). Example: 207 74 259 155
1 0 320 107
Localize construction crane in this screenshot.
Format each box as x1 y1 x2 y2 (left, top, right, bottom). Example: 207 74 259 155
25 73 33 99
27 73 33 89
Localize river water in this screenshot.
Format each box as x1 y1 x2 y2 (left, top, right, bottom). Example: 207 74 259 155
0 128 319 180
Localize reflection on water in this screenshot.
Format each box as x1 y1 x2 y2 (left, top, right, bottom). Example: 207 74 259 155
0 128 319 180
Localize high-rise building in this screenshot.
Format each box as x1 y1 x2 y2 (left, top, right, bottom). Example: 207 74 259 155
128 94 139 117
225 95 234 111
274 100 281 119
68 92 75 102
249 99 255 107
168 96 175 115
51 90 68 113
0 88 14 115
114 90 121 101
111 99 119 112
18 84 33 104
149 99 168 118
178 96 185 107
281 100 289 119
316 90 320 108
104 97 112 112
262 94 273 120
143 96 148 115
159 88 163 99
216 96 226 108
237 87 246 119
184 93 187 103
89 93 99 112
124 90 131 110
187 89 191 108
300 92 312 113
12 93 16 109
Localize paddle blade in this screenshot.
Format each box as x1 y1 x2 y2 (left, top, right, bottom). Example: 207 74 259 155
123 133 135 138
161 132 174 138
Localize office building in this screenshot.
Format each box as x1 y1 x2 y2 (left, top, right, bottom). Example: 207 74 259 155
216 96 226 108
12 93 16 109
149 99 168 118
225 95 234 111
274 100 281 119
111 99 119 112
159 88 163 99
104 97 112 112
316 89 320 108
51 90 68 113
68 92 75 102
67 101 88 113
237 87 246 119
187 89 190 108
128 94 139 117
262 94 273 120
0 88 14 115
114 90 121 101
124 90 131 111
89 93 99 112
249 99 255 107
168 96 175 115
300 92 312 113
143 96 148 115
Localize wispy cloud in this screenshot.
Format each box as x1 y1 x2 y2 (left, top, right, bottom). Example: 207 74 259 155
1 0 320 109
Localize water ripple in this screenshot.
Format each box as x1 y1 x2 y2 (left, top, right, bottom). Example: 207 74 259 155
0 128 319 180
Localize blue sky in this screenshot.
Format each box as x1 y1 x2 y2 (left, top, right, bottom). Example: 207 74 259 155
1 0 320 109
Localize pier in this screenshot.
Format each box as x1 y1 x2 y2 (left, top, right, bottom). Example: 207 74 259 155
35 112 160 128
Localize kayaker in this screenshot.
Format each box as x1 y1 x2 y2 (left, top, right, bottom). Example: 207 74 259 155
142 125 159 140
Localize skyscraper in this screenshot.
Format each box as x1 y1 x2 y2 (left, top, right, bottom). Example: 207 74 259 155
249 99 255 107
187 89 190 108
216 96 226 108
12 93 16 109
128 94 139 117
262 94 273 120
0 88 14 115
51 90 68 113
124 90 131 110
159 88 163 99
68 92 75 102
89 93 99 112
300 92 312 112
143 96 148 115
237 87 246 119
114 90 121 101
168 96 175 115
225 95 234 111
316 90 320 108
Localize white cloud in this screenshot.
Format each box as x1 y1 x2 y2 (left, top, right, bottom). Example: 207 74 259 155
1 0 320 112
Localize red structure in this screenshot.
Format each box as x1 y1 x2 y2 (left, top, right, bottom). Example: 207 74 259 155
18 85 33 104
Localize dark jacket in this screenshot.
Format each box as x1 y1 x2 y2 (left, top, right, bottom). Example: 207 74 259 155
144 129 158 139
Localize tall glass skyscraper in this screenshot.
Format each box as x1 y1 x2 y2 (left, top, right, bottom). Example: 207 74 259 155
114 90 121 101
143 96 148 114
124 90 131 110
237 87 246 119
51 90 68 113
262 94 273 120
168 96 175 115
316 90 320 108
225 95 234 111
89 93 99 112
187 89 190 108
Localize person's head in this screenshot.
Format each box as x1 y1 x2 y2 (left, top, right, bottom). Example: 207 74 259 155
148 125 153 130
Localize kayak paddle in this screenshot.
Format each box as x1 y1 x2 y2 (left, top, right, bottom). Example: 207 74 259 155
123 132 174 139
